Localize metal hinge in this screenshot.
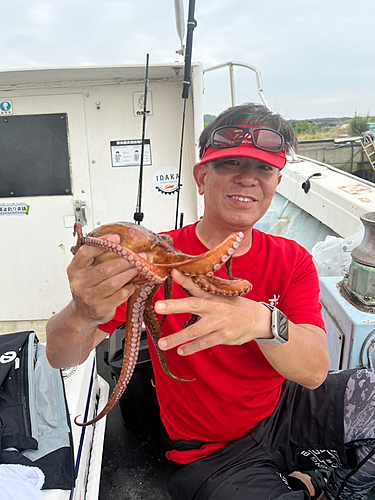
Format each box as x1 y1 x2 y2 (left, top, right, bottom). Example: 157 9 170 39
74 200 88 226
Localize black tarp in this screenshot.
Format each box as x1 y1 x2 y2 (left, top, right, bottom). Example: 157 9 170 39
0 331 74 489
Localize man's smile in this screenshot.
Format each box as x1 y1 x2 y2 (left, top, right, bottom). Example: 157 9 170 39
228 195 257 203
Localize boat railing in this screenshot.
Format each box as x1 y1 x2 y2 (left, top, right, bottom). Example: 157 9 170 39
203 61 271 110
295 154 375 188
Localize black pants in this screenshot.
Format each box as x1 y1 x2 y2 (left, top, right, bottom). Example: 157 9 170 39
167 370 357 500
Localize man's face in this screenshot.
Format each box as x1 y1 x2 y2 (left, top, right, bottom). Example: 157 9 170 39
193 156 282 232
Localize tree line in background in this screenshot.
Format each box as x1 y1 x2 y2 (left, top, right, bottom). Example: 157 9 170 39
203 113 374 141
289 113 374 140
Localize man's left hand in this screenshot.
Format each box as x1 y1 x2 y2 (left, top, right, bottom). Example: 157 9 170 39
155 269 271 356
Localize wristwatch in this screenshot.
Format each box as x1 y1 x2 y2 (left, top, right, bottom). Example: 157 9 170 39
255 303 289 345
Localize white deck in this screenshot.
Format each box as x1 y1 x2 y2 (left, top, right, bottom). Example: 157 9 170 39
42 351 109 500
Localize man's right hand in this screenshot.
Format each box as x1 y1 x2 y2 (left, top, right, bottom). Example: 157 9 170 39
46 233 143 369
67 233 140 326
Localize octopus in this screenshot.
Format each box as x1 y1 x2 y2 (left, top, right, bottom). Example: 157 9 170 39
71 221 252 426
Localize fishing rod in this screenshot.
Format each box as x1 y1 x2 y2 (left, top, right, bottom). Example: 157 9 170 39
134 53 150 225
174 0 197 230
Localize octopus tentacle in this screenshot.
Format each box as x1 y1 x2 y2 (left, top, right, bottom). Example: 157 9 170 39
71 225 167 283
183 314 200 328
143 289 193 382
179 286 200 328
156 232 244 275
225 257 234 280
192 275 252 296
75 288 145 426
159 276 173 328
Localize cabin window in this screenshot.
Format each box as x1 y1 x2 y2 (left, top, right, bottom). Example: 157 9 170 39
0 113 72 198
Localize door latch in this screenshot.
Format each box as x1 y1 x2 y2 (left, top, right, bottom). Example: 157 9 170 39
74 200 88 226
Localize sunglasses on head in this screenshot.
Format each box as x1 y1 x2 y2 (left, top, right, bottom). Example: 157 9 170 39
205 126 285 153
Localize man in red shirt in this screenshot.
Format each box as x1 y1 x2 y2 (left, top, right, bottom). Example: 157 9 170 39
46 103 375 500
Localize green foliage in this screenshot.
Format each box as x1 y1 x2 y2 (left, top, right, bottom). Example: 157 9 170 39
290 119 312 134
350 113 370 135
289 119 324 135
289 119 334 139
204 114 216 126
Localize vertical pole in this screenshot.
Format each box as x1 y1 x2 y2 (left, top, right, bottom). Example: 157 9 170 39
229 63 236 107
174 0 197 229
134 53 149 225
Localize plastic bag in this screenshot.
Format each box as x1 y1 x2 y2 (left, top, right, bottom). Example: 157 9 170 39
312 228 364 276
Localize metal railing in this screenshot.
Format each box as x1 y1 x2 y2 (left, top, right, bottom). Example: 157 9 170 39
203 61 271 110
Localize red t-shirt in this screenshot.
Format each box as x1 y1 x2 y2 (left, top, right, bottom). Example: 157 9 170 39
99 223 325 463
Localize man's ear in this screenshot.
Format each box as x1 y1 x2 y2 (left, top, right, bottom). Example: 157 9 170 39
277 173 282 186
193 163 207 196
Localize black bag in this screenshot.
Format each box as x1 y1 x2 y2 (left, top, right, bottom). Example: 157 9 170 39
0 331 75 489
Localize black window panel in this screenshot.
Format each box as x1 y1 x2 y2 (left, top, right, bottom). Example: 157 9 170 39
0 114 72 198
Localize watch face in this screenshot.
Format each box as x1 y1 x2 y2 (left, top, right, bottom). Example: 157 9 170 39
277 310 289 342
256 303 289 345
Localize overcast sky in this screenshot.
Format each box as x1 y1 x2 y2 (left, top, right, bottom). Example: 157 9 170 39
1 0 374 120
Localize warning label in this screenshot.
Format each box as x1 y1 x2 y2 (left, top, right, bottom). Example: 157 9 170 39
111 139 152 167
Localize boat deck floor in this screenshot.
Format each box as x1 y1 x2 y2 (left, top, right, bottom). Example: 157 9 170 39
97 339 174 500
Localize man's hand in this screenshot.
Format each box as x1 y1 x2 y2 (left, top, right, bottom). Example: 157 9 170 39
155 269 272 356
155 269 330 389
67 233 143 325
46 233 147 369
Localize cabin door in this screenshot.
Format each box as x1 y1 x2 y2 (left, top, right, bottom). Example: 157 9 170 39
0 94 92 327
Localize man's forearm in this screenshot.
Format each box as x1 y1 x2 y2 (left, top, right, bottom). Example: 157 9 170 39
258 322 330 390
46 301 106 369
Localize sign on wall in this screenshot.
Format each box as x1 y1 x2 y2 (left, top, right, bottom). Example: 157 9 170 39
153 166 184 197
110 139 152 167
0 203 30 216
132 92 153 117
0 100 12 115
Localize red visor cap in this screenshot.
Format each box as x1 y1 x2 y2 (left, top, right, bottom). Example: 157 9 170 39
197 132 287 169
